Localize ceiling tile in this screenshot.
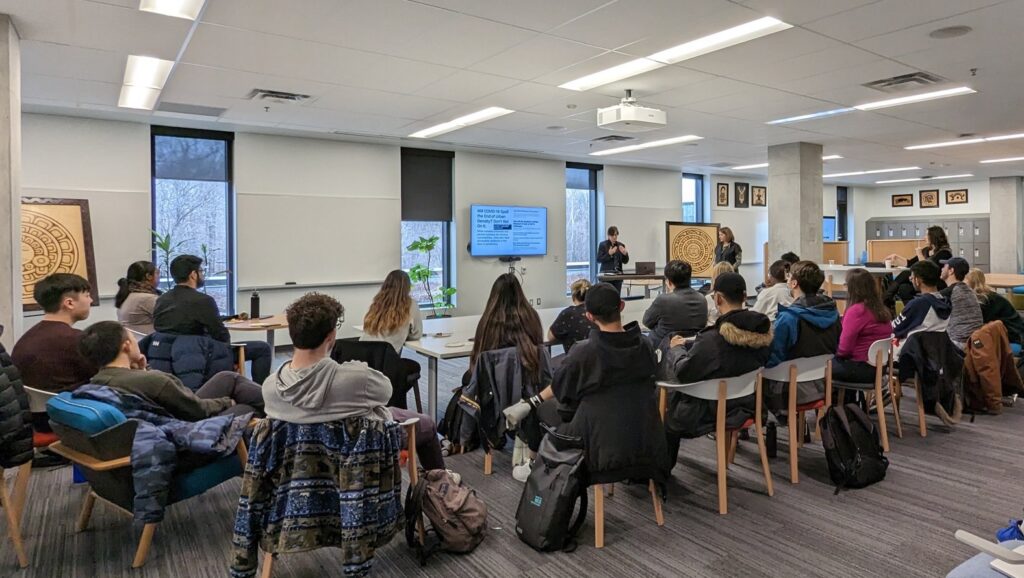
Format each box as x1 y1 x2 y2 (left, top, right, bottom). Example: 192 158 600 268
407 0 614 32
312 85 459 120
416 70 521 103
803 0 1006 42
20 40 123 83
469 36 609 82
732 0 881 25
161 63 336 103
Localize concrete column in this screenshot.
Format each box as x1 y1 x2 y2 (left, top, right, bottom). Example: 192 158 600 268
989 176 1024 273
767 142 822 263
0 15 20 343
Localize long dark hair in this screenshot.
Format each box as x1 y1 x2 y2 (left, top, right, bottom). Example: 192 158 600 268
471 273 543 381
363 270 413 336
926 225 950 252
115 261 158 308
845 268 891 323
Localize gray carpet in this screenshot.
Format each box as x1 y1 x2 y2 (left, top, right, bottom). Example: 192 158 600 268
2 350 1020 577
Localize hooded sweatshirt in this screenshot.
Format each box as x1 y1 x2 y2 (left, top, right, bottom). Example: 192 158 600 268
767 294 841 368
892 291 951 341
262 357 393 424
665 308 774 384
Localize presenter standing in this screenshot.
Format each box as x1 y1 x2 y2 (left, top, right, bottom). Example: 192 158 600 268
597 225 629 293
713 226 742 267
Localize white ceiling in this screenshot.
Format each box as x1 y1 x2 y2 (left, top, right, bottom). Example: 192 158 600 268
6 0 1024 185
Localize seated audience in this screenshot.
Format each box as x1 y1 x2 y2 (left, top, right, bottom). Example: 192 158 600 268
754 252 800 294
80 321 264 419
153 255 272 383
642 259 708 344
547 278 595 353
885 225 952 305
965 268 1024 346
263 292 444 470
662 272 772 459
704 261 734 325
115 260 161 336
765 261 841 409
360 268 423 376
939 257 984 350
891 260 950 342
463 273 547 388
832 269 893 383
752 259 794 321
12 273 98 394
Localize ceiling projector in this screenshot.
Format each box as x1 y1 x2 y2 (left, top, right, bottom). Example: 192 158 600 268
597 90 666 132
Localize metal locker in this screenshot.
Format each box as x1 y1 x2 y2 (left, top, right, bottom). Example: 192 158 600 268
973 242 990 267
973 219 990 242
941 221 958 240
872 221 883 239
956 220 973 242
899 222 911 238
912 222 926 238
887 222 897 238
957 242 972 260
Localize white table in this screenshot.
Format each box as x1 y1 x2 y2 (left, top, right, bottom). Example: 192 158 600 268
356 299 653 419
819 264 905 285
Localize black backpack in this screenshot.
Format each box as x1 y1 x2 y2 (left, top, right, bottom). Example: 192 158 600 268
515 427 588 552
820 403 889 494
438 386 477 453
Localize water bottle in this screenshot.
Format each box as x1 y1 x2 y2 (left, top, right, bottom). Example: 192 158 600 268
766 421 777 459
250 290 260 318
860 250 868 265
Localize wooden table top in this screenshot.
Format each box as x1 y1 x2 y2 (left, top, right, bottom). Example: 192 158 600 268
225 313 288 330
984 273 1024 289
598 273 665 281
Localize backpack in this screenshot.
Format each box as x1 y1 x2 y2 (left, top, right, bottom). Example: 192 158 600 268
438 386 477 453
515 428 588 552
404 469 487 565
820 403 889 494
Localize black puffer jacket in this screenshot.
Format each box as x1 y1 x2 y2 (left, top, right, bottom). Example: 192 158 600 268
0 360 34 468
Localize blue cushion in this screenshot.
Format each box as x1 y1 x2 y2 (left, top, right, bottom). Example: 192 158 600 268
46 392 127 435
1012 343 1022 357
169 455 242 503
1013 286 1024 295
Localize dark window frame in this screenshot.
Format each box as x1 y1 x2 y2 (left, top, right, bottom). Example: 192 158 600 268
836 186 848 241
682 172 705 223
566 162 601 285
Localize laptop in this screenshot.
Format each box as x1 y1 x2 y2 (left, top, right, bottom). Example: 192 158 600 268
635 261 656 275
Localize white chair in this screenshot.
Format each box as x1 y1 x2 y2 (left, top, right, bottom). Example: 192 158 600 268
831 339 902 452
657 368 773 515
761 355 833 484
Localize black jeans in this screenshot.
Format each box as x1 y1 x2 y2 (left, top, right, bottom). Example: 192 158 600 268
390 407 445 470
196 371 266 417
832 358 879 405
237 340 272 384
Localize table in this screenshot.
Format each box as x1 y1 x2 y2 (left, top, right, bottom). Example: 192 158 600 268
984 273 1024 289
225 313 288 350
598 273 665 298
819 264 904 285
356 299 654 419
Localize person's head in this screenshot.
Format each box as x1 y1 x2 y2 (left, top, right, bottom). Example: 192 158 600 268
767 259 790 285
34 273 92 321
780 252 800 264
569 278 591 305
710 261 733 282
926 225 949 251
965 268 993 302
940 257 970 283
845 268 891 323
79 321 139 368
607 225 619 243
584 283 624 326
910 260 941 291
115 261 158 308
718 227 735 244
712 272 746 314
471 273 543 379
664 259 692 290
787 261 825 297
286 292 344 352
169 255 204 288
363 269 413 336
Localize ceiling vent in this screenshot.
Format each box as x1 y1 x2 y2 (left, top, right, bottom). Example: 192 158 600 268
247 88 311 104
156 102 226 117
591 134 635 143
708 162 733 168
862 72 947 93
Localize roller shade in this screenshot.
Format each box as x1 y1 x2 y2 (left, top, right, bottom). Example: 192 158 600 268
401 147 454 221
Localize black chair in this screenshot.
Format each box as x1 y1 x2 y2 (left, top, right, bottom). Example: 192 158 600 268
331 339 422 412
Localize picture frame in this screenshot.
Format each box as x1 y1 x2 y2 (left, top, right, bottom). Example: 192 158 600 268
919 189 939 209
751 185 767 207
734 182 750 208
21 197 100 311
716 183 729 206
891 194 913 208
945 188 968 205
665 221 720 279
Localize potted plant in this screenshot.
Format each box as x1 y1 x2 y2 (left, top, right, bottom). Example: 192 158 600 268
406 235 456 318
152 230 186 291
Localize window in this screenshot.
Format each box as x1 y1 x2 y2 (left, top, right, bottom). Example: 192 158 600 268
682 173 704 223
401 221 451 306
566 163 600 291
836 186 848 241
151 127 234 314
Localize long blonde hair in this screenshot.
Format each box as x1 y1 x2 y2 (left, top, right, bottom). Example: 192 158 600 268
363 270 414 335
711 261 733 281
964 268 993 304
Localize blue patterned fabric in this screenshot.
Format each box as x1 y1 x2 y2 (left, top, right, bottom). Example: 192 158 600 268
230 418 404 578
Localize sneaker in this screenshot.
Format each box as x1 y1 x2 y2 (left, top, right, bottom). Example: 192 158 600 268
934 402 956 427
512 461 532 483
951 394 963 422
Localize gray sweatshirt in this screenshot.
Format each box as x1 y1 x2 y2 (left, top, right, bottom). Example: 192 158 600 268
262 357 393 424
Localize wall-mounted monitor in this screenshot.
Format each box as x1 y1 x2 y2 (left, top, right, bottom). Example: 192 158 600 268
823 216 837 242
470 204 548 257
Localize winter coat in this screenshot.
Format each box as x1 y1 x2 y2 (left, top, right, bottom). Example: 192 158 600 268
550 322 669 485
140 332 235 391
230 418 403 578
0 365 33 468
978 291 1024 346
72 384 251 522
660 309 773 439
765 294 841 408
897 331 963 416
964 321 1024 414
892 292 952 341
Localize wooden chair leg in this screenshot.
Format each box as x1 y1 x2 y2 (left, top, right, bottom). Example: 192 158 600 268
0 469 28 568
874 381 890 452
593 484 604 548
606 484 614 498
814 410 823 442
236 346 247 378
260 552 274 578
76 491 96 533
891 382 904 439
788 408 799 484
754 373 773 497
483 450 493 476
12 462 30 522
716 380 728 515
131 523 157 568
649 480 664 526
914 378 927 438
726 431 739 465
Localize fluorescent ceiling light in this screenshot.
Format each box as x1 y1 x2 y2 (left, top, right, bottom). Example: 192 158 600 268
408 106 515 139
768 108 853 125
821 154 843 161
731 155 842 170
980 156 1024 164
118 85 161 110
560 17 791 91
590 134 703 156
123 55 174 89
139 0 206 20
876 173 973 184
854 86 976 111
824 166 920 178
905 131 1024 150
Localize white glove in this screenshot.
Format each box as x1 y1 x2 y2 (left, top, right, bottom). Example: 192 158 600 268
503 400 533 430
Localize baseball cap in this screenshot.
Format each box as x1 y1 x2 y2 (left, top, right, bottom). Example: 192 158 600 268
940 256 970 279
584 282 622 318
713 272 746 304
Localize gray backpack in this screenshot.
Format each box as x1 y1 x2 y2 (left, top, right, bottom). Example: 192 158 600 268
405 469 487 565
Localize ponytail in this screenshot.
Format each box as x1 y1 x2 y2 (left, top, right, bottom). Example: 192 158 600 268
114 278 131 308
115 261 158 309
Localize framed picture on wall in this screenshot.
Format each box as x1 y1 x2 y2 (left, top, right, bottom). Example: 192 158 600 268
20 197 100 311
919 189 939 208
716 183 729 206
665 221 720 278
946 189 968 205
751 185 767 206
734 182 750 208
891 194 913 207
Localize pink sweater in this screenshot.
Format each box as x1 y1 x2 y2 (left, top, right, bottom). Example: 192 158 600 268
838 303 893 362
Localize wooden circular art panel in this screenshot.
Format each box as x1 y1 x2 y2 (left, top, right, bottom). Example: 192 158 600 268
665 222 720 278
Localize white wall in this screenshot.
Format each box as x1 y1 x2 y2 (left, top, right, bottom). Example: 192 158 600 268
603 165 682 266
